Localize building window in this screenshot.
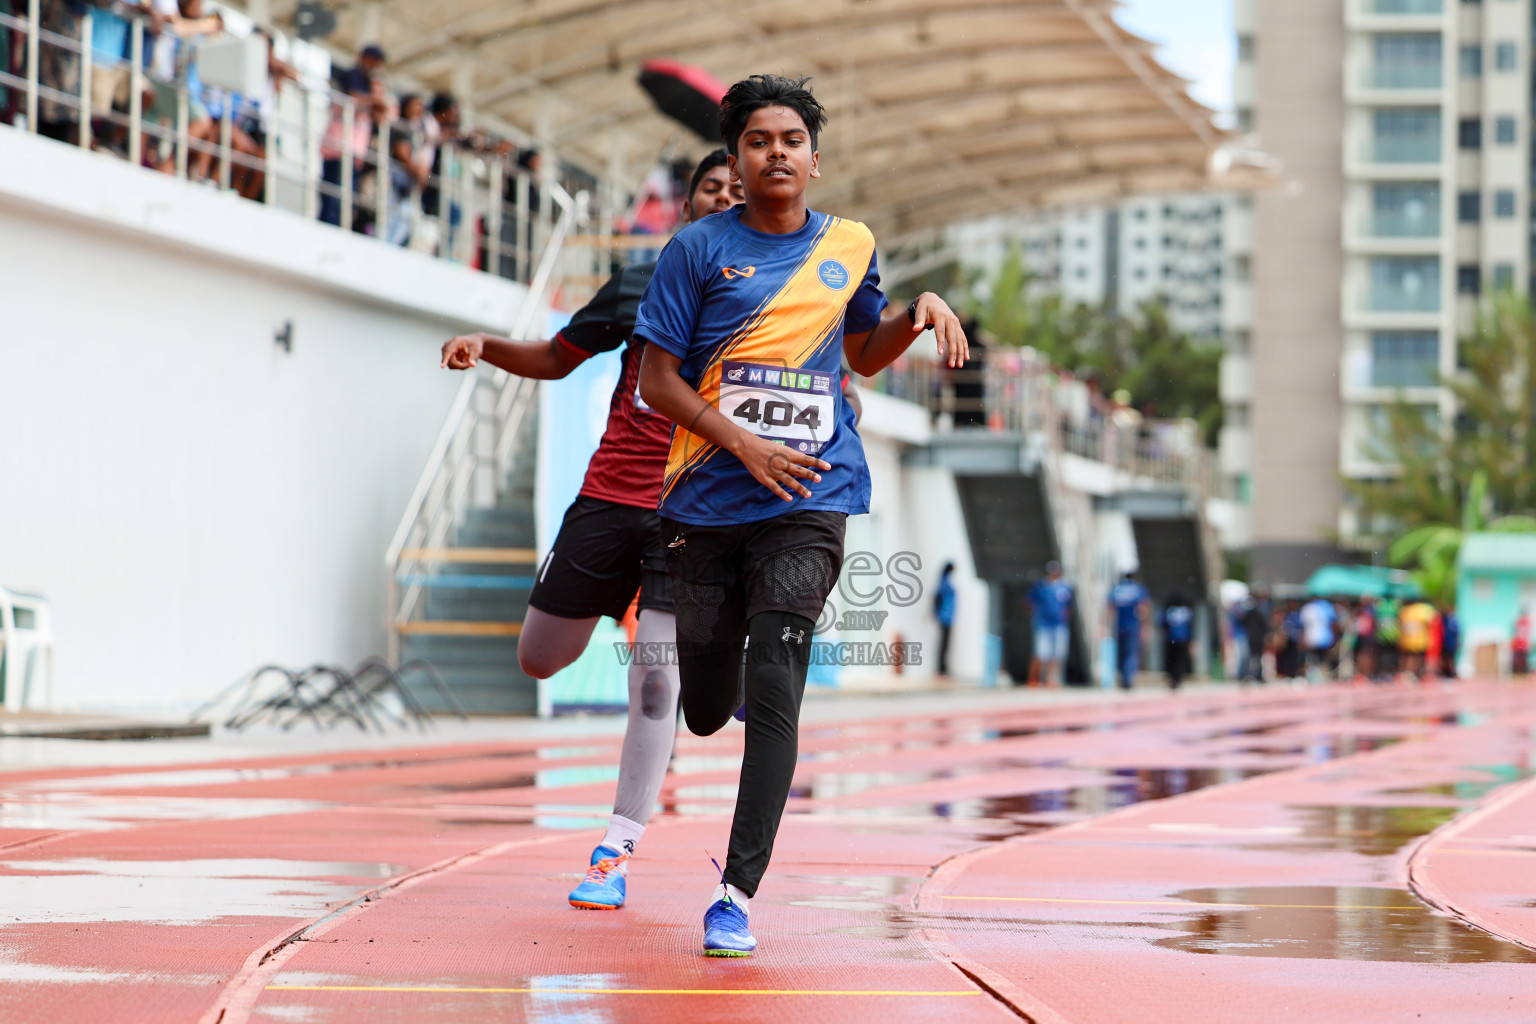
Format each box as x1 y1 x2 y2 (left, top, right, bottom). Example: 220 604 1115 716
1494 263 1515 290
1076 267 1088 279
1495 116 1518 144
1370 256 1441 311
1134 267 1147 280
1372 182 1440 236
1235 107 1255 132
1238 35 1255 62
1134 236 1147 249
1457 263 1482 294
1373 109 1442 162
1373 34 1442 88
1496 42 1518 70
1495 189 1516 217
1459 117 1482 149
1231 255 1252 282
1459 44 1482 77
1371 331 1439 387
1457 190 1480 222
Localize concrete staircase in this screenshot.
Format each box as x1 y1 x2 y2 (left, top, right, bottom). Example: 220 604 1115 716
398 418 541 715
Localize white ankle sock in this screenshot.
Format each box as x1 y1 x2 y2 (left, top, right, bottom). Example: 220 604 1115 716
601 814 644 873
711 882 751 914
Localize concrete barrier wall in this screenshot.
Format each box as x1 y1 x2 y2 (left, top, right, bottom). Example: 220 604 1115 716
0 130 531 712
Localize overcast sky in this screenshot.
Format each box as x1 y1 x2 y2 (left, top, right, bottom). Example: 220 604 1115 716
1115 0 1234 115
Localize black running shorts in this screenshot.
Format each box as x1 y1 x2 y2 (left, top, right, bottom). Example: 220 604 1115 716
529 495 674 621
661 509 847 652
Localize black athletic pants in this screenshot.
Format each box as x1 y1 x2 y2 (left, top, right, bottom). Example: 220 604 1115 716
662 510 845 898
678 610 813 896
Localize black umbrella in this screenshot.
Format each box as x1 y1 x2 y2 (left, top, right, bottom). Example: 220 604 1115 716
637 59 728 142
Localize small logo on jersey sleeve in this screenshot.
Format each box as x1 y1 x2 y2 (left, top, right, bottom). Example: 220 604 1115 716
817 260 849 290
722 266 756 279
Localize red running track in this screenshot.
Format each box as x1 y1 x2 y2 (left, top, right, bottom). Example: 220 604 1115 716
0 682 1533 1023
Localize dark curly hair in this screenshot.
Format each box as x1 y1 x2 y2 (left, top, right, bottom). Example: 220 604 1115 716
718 74 827 157
687 148 730 199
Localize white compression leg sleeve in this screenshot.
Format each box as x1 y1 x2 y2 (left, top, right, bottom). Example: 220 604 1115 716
608 609 681 837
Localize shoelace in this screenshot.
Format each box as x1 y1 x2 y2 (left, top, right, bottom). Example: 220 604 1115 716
582 852 629 884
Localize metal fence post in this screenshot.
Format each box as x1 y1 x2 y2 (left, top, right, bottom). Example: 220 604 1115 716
78 12 91 151
375 121 389 241
24 0 38 131
218 102 233 190
339 97 354 230
128 16 143 165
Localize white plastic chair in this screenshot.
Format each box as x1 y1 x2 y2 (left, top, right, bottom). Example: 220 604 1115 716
0 587 55 712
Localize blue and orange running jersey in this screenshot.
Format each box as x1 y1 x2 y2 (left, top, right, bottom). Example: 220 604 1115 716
634 207 888 525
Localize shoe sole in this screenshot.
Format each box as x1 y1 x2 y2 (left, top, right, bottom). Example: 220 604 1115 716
569 900 623 910
703 948 752 957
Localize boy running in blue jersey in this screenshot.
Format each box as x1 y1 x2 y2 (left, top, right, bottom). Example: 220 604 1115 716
1106 571 1150 690
635 74 967 956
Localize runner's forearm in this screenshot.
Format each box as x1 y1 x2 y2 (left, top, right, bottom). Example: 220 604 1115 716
477 337 585 380
638 348 754 459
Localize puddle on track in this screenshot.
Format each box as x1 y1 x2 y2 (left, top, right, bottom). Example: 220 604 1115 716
1155 886 1536 963
0 858 404 925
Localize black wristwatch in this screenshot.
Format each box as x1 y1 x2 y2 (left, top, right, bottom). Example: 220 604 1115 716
907 297 921 325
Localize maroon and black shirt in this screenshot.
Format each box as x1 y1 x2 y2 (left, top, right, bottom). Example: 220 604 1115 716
555 262 673 510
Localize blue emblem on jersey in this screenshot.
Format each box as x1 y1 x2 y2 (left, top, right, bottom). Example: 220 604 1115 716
818 260 849 290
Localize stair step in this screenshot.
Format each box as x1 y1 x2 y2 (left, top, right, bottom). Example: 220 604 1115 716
399 547 537 564
397 620 523 637
424 593 531 620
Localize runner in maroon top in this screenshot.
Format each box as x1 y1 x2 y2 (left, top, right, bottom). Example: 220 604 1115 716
439 151 742 910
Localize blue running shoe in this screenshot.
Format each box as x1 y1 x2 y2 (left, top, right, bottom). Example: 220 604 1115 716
702 897 756 956
568 845 628 910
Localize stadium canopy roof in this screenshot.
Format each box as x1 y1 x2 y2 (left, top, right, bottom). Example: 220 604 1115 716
268 0 1263 242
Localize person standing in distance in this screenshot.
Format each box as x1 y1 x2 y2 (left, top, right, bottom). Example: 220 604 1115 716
1106 571 1150 691
1028 561 1074 688
934 562 957 680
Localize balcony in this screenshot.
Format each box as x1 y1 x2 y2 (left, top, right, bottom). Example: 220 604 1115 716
1219 353 1252 403
1368 0 1441 12
1363 257 1441 313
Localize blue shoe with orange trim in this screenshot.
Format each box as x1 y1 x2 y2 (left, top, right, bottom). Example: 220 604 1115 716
568 845 628 909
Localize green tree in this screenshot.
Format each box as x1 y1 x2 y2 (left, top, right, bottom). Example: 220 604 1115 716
962 246 1224 445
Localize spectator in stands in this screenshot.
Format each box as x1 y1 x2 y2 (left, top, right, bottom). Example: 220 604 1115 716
36 0 89 142
228 29 297 200
86 0 147 155
140 0 217 169
419 92 458 221
320 42 388 226
1351 597 1377 682
386 92 430 245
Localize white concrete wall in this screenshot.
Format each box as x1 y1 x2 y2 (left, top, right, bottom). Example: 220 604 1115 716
836 392 989 685
0 129 532 712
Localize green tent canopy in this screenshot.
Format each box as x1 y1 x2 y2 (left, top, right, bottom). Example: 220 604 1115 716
1303 564 1422 599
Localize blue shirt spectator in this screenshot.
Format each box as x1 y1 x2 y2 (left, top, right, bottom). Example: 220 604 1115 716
1163 604 1194 643
1030 574 1074 628
1109 576 1149 634
934 573 957 628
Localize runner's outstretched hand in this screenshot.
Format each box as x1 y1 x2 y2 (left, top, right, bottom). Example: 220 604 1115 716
736 435 830 503
441 333 486 370
909 293 969 368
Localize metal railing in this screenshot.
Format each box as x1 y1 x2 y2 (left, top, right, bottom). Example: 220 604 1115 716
0 2 562 279
384 181 583 665
861 349 1223 498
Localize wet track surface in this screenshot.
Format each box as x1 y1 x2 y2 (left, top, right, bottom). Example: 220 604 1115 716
1 682 1534 1022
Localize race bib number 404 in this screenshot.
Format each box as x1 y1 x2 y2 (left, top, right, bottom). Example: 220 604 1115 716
717 360 837 455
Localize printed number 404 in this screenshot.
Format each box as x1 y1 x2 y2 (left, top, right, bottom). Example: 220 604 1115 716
732 398 820 431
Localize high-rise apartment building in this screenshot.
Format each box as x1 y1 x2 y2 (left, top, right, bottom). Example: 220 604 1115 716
954 196 1228 341
1231 0 1530 582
